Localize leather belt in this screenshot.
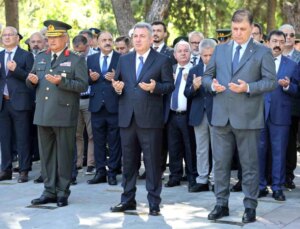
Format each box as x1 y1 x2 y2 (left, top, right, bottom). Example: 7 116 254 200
80 95 90 99
3 95 10 100
171 110 187 115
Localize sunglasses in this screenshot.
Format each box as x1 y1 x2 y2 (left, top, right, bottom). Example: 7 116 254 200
285 33 295 38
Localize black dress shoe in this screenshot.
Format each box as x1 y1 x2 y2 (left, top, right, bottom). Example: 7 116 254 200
31 195 57 205
110 202 137 212
258 187 269 198
208 205 229 220
108 176 117 185
0 171 12 181
242 208 256 223
211 185 215 192
34 175 43 184
57 197 68 207
285 179 296 189
181 175 188 181
230 180 242 192
149 205 160 216
164 179 180 187
188 183 209 192
272 190 286 201
71 177 77 185
87 173 107 184
18 171 29 183
138 171 146 180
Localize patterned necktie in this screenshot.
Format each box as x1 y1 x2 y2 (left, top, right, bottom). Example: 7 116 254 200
154 46 159 51
232 45 242 73
171 67 184 110
191 56 197 66
5 51 12 76
136 56 144 80
51 53 57 67
102 56 108 75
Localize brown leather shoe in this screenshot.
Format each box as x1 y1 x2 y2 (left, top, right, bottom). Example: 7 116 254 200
18 171 29 183
0 171 12 181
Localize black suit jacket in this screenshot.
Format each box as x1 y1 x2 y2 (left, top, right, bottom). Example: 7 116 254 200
0 47 34 111
184 62 213 126
160 44 177 65
115 48 174 128
87 51 120 113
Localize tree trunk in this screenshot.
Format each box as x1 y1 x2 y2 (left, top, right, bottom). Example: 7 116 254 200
111 0 136 36
283 1 300 33
145 0 170 23
5 0 19 30
266 0 276 33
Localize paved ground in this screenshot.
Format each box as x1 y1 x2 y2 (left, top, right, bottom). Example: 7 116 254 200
1 154 300 229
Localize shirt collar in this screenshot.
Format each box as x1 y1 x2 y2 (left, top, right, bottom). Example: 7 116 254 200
136 48 151 62
101 51 113 59
233 37 251 51
5 46 18 54
52 49 64 58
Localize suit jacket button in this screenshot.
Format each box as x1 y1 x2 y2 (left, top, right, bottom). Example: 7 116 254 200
45 96 48 100
67 104 69 106
46 87 50 91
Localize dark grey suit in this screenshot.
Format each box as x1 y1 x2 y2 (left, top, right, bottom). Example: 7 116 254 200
26 49 88 199
203 38 276 209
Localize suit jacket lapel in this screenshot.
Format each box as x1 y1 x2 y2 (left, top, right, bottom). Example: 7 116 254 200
137 49 156 82
233 39 256 75
225 41 233 75
277 57 286 79
0 51 5 77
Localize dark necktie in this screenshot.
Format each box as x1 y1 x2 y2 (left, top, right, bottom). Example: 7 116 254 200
102 56 108 75
191 56 197 66
136 56 144 80
154 46 159 51
232 45 241 73
171 67 184 110
51 53 57 67
5 51 12 76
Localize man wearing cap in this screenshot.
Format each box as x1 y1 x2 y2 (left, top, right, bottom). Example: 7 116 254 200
89 28 101 51
0 26 34 183
216 29 231 44
26 20 88 207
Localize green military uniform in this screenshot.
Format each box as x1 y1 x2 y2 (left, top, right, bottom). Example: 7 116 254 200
26 20 88 200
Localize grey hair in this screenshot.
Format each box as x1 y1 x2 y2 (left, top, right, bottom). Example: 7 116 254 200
174 40 191 52
188 31 204 41
30 32 45 41
4 26 18 35
199 39 217 54
279 24 295 33
133 22 153 35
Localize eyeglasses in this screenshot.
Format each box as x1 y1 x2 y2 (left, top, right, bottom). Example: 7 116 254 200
251 32 261 36
1 33 17 37
285 33 295 38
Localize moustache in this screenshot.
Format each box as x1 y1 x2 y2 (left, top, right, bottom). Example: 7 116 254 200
105 44 111 48
273 46 281 51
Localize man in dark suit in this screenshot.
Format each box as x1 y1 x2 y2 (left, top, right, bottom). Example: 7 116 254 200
27 20 88 207
111 22 174 216
0 26 34 183
87 31 121 186
258 30 299 201
184 38 217 192
202 9 276 223
188 31 204 66
278 24 300 189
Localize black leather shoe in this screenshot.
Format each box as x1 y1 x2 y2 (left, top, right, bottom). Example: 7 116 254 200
208 205 229 220
87 173 107 184
258 187 269 198
230 180 242 192
149 205 160 216
211 185 214 192
31 195 57 205
272 190 286 201
34 175 43 184
0 171 12 181
242 208 256 223
57 197 68 207
285 179 296 189
188 183 209 192
18 171 29 183
108 176 117 185
71 177 77 185
164 179 180 187
110 202 137 212
138 171 146 180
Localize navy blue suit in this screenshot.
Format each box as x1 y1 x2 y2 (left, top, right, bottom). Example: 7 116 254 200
258 55 299 191
87 51 121 177
0 47 34 172
115 48 174 207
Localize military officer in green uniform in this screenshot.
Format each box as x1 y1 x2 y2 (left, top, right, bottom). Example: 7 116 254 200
26 20 88 207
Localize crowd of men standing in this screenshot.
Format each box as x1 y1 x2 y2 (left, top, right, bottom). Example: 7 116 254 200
0 8 300 223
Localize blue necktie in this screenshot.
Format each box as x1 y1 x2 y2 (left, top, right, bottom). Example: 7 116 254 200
191 56 197 66
136 56 144 80
171 67 184 110
232 45 241 73
102 56 108 75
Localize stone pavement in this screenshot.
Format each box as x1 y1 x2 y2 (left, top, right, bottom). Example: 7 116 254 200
0 156 300 229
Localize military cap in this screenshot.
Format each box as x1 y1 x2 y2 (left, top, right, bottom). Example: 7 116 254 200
18 33 23 40
216 29 231 42
44 20 72 37
89 28 101 37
